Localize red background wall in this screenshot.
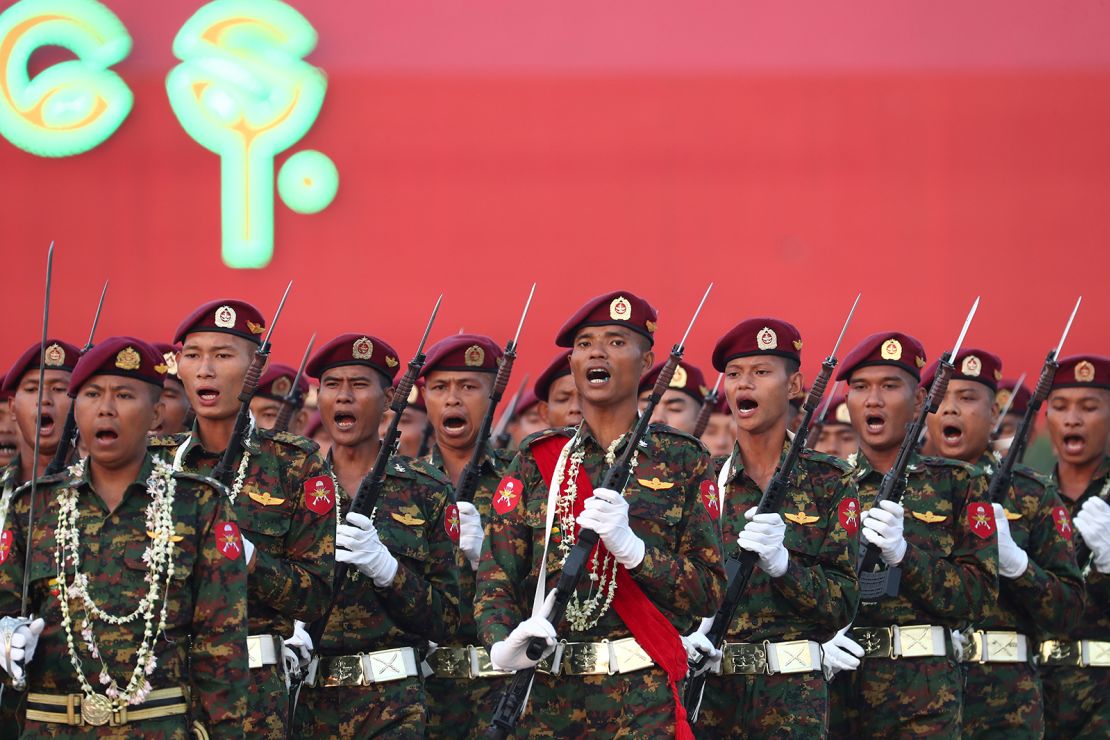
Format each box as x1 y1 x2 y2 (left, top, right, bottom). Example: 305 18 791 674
2 1 1108 386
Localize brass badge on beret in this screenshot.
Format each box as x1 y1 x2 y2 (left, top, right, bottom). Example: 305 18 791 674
407 385 419 404
793 339 803 351
645 320 657 334
247 321 265 335
464 345 485 367
385 356 399 368
670 365 688 389
915 356 926 369
271 376 292 397
995 388 1012 410
961 355 982 377
835 403 851 424
162 351 178 377
43 343 65 367
994 369 1003 382
880 338 902 361
214 305 237 328
1075 360 1096 383
115 346 141 371
757 327 778 351
610 296 632 321
352 337 374 360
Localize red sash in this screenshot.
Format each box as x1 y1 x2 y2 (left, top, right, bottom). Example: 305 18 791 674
532 435 694 740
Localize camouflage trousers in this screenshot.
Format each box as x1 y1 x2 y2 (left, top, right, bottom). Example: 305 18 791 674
1042 666 1110 739
961 661 1042 738
424 675 508 739
21 716 192 739
828 656 962 739
1 684 22 737
516 667 677 737
244 663 288 739
694 671 828 739
293 676 424 738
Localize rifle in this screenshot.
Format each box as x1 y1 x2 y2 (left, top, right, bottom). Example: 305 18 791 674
682 293 860 716
856 297 980 601
457 286 535 503
487 283 713 739
273 333 316 433
210 282 293 484
990 372 1026 441
816 380 842 425
492 375 531 450
692 373 724 438
44 279 108 475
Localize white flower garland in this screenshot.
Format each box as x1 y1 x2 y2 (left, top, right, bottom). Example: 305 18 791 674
54 457 177 708
170 431 250 505
555 430 638 632
0 466 17 534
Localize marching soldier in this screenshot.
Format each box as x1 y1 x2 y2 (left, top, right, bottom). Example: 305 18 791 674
813 391 858 461
504 390 545 451
0 337 249 737
0 378 17 468
823 332 998 738
419 334 512 738
150 342 192 437
700 392 736 458
994 377 1033 457
637 359 708 436
475 290 725 736
1042 355 1110 737
250 363 310 434
686 318 859 738
379 377 431 459
292 333 460 737
534 352 582 430
922 349 1083 738
151 299 335 739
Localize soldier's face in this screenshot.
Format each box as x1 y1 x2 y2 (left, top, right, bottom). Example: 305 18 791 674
925 379 996 463
10 369 71 456
991 412 1033 456
647 388 702 435
151 380 191 436
1046 387 1110 467
387 406 429 458
177 333 256 422
318 366 391 449
544 374 582 428
723 356 802 436
847 366 925 454
814 423 859 460
508 404 547 449
0 400 18 467
250 396 283 430
701 412 737 457
570 327 653 410
74 375 162 470
424 371 493 453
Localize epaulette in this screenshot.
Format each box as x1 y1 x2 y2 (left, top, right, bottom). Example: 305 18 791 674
918 454 978 475
646 422 710 454
149 433 186 449
518 427 574 453
801 447 853 474
401 456 449 485
489 447 516 467
24 471 70 492
1011 463 1053 490
259 427 320 454
172 470 230 498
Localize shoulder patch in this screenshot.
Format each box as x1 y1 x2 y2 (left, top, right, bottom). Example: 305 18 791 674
260 428 320 454
518 427 574 453
801 447 853 474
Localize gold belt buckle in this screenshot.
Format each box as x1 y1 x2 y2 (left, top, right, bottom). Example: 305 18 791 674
772 640 815 674
722 642 768 675
851 627 893 659
1087 641 1110 667
985 631 1021 663
562 642 608 675
610 638 653 674
1039 640 1080 666
366 648 407 683
429 647 471 679
897 625 936 658
471 646 509 678
322 655 365 687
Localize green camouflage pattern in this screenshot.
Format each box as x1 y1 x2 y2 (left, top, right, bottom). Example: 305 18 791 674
0 452 249 738
294 454 460 738
151 424 335 739
476 423 725 735
0 459 26 737
696 672 827 739
961 662 1043 738
828 656 961 739
1044 454 1110 739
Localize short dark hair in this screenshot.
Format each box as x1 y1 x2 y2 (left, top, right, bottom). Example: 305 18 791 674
783 357 801 375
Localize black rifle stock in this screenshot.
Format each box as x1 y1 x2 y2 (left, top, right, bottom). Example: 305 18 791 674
273 334 315 434
692 373 723 439
456 351 517 504
986 352 1057 506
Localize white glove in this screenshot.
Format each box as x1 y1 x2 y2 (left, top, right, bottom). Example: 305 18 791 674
737 507 789 577
489 591 557 672
0 617 44 685
1075 497 1110 574
683 617 722 677
457 501 484 572
861 500 907 566
992 503 1029 579
336 512 399 587
242 535 256 566
577 488 645 569
821 625 864 680
284 620 313 667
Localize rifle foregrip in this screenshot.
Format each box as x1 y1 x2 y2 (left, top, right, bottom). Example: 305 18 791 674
654 354 679 396
493 354 515 398
805 365 832 410
1032 357 1057 405
393 371 417 413
926 363 953 412
238 354 266 403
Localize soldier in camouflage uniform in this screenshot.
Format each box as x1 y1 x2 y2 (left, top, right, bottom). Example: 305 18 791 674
1042 355 1110 738
823 332 999 739
149 343 192 437
476 290 725 736
992 378 1033 458
922 349 1084 738
534 352 582 430
813 391 858 461
0 337 248 737
419 334 513 738
290 333 460 738
250 364 309 434
0 377 19 468
637 359 708 436
150 300 334 739
685 318 859 738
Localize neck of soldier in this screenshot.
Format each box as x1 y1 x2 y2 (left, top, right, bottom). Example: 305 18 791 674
861 438 902 475
582 395 639 451
1056 454 1106 500
438 439 475 487
17 436 55 484
332 436 381 496
736 418 788 493
195 413 236 454
88 449 145 513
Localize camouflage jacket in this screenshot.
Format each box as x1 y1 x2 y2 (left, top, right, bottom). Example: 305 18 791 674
850 450 998 628
320 453 460 653
972 454 1084 639
717 440 859 643
1054 454 1110 642
425 443 511 646
476 423 726 647
150 424 335 636
0 452 249 736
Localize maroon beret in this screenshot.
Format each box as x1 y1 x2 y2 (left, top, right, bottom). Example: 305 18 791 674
1052 355 1110 392
821 391 852 426
995 378 1031 416
920 348 1002 392
2 339 82 392
68 337 166 395
638 359 708 404
711 392 730 415
150 342 182 384
420 334 502 376
837 331 927 382
712 318 802 372
256 363 310 402
515 389 540 415
398 377 427 412
174 299 266 345
555 291 658 348
307 333 400 384
534 352 572 402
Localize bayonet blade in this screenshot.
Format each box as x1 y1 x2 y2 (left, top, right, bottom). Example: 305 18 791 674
829 293 861 360
510 283 536 349
678 283 713 350
292 333 316 384
992 372 1027 436
416 295 444 356
818 380 842 423
950 296 980 359
262 281 294 348
709 372 723 397
84 280 109 350
1054 297 1082 359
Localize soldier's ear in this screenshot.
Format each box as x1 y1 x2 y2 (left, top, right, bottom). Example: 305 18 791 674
912 384 927 415
641 347 654 374
383 385 395 407
787 369 804 400
292 408 310 435
149 394 165 434
537 401 550 424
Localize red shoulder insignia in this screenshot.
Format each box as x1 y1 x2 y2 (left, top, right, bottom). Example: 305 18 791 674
216 521 243 560
303 475 335 515
967 502 996 540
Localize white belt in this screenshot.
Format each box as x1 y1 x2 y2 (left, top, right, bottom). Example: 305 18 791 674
247 635 282 669
305 647 420 687
718 640 823 675
963 630 1030 664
